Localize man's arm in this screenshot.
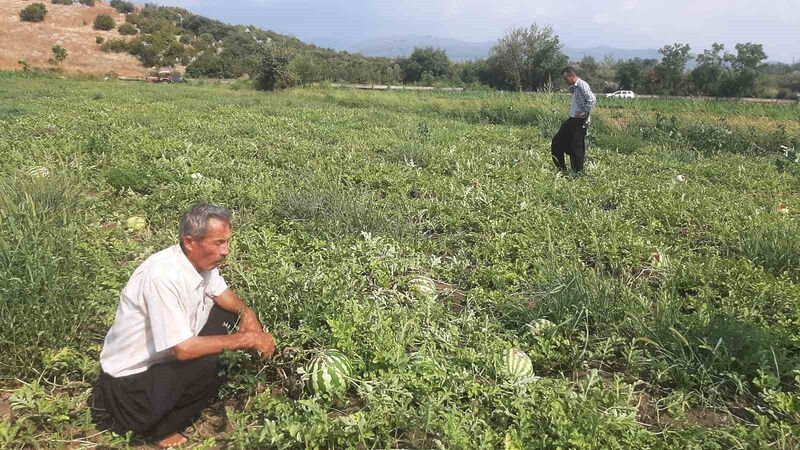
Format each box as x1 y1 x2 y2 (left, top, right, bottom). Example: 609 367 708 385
172 330 274 361
213 288 263 333
578 81 596 116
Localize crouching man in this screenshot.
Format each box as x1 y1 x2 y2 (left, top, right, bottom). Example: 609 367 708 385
92 203 275 448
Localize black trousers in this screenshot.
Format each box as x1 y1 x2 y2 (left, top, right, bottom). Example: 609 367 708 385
91 305 237 441
551 117 588 172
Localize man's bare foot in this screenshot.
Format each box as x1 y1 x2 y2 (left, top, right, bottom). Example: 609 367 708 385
158 432 187 448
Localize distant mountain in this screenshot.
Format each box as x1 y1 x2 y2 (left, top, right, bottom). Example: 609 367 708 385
348 35 493 61
335 34 662 63
563 46 661 62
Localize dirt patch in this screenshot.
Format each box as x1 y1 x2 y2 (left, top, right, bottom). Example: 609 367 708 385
0 393 11 419
0 0 147 77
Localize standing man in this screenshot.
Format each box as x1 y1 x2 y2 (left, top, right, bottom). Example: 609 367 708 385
93 203 275 448
551 66 596 173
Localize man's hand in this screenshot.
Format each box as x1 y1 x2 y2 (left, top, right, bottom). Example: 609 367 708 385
239 329 276 359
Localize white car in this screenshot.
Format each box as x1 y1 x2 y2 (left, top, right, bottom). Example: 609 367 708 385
606 90 636 98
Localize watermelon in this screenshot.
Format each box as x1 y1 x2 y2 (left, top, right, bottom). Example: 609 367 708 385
408 276 437 300
502 348 534 380
27 166 50 177
528 318 555 336
305 350 352 395
125 216 147 231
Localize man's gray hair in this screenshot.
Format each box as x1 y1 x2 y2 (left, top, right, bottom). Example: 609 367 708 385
179 203 233 244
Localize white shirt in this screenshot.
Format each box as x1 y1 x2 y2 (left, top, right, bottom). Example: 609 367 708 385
568 77 597 123
100 245 229 377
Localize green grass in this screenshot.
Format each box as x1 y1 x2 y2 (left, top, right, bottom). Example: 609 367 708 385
1 73 799 448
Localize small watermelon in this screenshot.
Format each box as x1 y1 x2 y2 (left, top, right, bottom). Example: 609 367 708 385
408 276 437 300
527 318 555 336
305 350 352 395
502 348 534 380
125 216 147 231
27 166 50 178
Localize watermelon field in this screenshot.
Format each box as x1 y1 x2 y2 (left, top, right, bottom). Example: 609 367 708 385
1 71 800 448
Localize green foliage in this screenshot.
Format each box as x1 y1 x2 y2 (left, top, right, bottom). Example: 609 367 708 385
487 23 568 91
93 14 115 31
109 0 134 13
100 38 128 53
398 46 451 83
51 0 74 5
255 45 295 91
117 22 137 35
95 35 104 44
655 43 693 94
19 3 47 22
47 45 67 67
79 0 95 6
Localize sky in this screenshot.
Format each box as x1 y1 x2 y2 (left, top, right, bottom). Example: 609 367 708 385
154 0 799 62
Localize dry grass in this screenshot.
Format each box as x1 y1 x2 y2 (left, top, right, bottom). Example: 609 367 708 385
0 0 147 77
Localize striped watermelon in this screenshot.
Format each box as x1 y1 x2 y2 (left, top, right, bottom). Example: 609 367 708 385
502 348 534 380
126 216 147 231
305 350 352 395
528 318 555 336
408 276 437 300
27 166 50 177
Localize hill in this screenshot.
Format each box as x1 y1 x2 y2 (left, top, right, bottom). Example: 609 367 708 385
0 0 147 76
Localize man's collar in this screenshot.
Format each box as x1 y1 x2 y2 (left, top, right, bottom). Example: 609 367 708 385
171 244 205 287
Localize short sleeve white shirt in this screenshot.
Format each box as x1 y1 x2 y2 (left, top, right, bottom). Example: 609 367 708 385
100 245 229 377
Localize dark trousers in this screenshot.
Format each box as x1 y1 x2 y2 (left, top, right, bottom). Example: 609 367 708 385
91 305 237 441
551 117 588 172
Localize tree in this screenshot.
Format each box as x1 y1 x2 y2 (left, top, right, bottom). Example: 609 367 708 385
110 0 134 13
255 45 295 91
399 47 450 83
719 43 768 97
691 43 726 95
487 23 568 91
94 14 115 30
288 53 322 85
655 43 692 94
20 3 47 22
48 45 67 67
578 55 599 83
615 58 658 92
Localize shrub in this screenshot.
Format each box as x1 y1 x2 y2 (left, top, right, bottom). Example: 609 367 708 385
255 45 295 91
100 38 128 53
95 36 104 44
109 0 134 13
48 45 67 67
79 0 95 5
51 0 74 5
19 3 47 22
93 14 115 30
117 23 137 35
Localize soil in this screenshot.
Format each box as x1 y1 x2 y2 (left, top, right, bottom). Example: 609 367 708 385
0 0 148 77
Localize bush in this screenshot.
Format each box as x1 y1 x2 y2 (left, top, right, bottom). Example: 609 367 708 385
109 0 134 13
100 38 128 53
19 3 47 22
79 0 95 5
117 23 137 35
255 45 295 91
93 14 115 30
51 0 74 5
95 36 104 44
